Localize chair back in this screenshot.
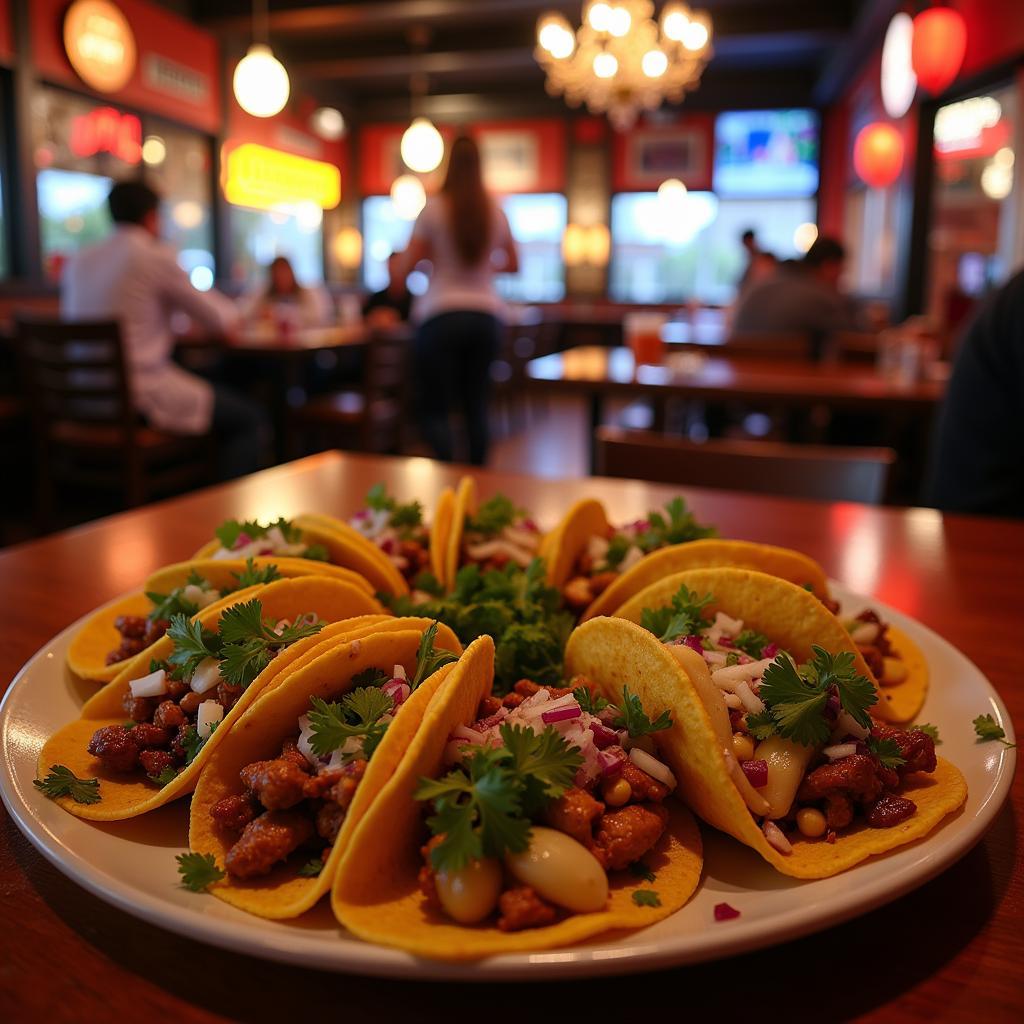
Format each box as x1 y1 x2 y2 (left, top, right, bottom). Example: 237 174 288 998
596 427 895 505
363 328 409 407
14 317 136 446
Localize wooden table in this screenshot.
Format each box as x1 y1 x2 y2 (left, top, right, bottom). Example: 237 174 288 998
1 451 1020 1022
527 346 948 471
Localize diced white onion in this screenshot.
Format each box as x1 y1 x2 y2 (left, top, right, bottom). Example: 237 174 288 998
277 542 308 557
196 700 224 739
452 724 487 745
722 692 743 710
392 664 408 682
836 711 870 741
628 747 677 790
503 526 540 552
129 668 167 698
763 820 793 854
190 657 222 694
850 622 879 644
586 535 610 561
273 618 291 636
713 611 744 639
619 545 644 572
466 539 533 567
711 658 775 691
703 650 727 667
265 525 286 549
735 680 765 715
824 743 858 761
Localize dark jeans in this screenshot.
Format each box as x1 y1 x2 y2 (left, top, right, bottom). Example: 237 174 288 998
210 384 271 480
414 310 500 465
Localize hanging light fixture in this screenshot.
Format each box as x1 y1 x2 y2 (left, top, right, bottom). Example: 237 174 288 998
233 0 290 118
911 6 967 95
391 174 427 220
536 2 713 128
854 122 904 189
401 117 444 174
311 107 346 140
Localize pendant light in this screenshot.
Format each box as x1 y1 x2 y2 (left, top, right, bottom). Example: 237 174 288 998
911 6 967 95
854 123 904 189
400 46 444 175
233 0 290 118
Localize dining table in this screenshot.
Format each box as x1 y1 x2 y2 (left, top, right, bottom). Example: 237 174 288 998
0 450 1020 1022
526 345 948 473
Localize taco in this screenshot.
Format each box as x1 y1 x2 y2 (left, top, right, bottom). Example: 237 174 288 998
545 496 715 613
565 569 966 879
36 577 384 821
346 483 451 592
332 636 703 959
584 543 926 723
193 514 407 598
67 556 374 683
440 476 544 591
188 623 463 919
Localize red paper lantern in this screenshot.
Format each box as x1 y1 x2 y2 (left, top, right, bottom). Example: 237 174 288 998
854 123 905 188
912 7 967 94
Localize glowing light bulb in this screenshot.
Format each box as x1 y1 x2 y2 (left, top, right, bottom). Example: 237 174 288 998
233 44 290 118
401 117 444 174
391 174 426 220
661 5 690 42
608 6 631 37
642 49 668 77
311 107 345 140
141 136 166 166
593 52 618 78
587 3 613 32
683 18 710 52
793 222 819 253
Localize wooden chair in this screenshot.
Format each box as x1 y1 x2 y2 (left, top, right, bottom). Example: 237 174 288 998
15 316 212 526
289 329 408 455
716 332 814 360
595 427 895 504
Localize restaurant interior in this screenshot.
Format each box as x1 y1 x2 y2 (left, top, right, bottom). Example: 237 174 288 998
0 1 1021 1019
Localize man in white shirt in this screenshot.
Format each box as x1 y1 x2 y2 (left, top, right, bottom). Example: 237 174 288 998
61 181 268 479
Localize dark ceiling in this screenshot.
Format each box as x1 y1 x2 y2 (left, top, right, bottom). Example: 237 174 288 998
188 0 893 123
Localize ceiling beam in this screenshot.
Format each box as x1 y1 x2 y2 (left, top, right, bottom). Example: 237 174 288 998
813 0 903 105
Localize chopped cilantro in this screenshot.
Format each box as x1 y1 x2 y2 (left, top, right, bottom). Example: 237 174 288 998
573 686 610 715
351 666 390 689
757 646 876 747
612 685 672 737
867 736 906 769
34 765 101 805
733 629 770 659
725 651 741 667
410 622 459 690
973 714 1015 748
639 583 714 643
628 861 656 883
145 588 200 622
912 722 941 744
632 890 662 907
636 497 716 552
745 710 778 740
303 544 330 562
180 726 206 766
365 483 391 510
176 852 224 892
166 615 222 679
466 494 520 536
297 858 324 878
306 688 395 759
412 570 444 597
149 767 179 787
231 557 282 589
602 533 632 570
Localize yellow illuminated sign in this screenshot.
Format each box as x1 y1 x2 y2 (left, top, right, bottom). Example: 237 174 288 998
221 143 341 212
64 0 137 94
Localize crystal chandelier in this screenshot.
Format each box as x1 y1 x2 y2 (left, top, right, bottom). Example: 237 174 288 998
535 2 713 129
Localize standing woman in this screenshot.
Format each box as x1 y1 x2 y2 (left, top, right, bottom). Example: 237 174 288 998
399 135 519 464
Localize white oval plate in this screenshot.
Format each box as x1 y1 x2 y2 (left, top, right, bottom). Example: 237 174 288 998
0 585 1015 980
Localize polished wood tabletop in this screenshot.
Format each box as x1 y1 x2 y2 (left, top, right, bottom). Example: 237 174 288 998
1 452 1020 1022
177 322 405 355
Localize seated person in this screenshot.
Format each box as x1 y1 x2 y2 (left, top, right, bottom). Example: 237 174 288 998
242 256 333 329
363 252 413 326
60 181 267 481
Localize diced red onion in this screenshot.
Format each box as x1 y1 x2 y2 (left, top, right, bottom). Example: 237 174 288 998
740 758 768 788
273 618 291 636
129 668 167 698
392 664 408 682
824 742 857 761
382 679 411 706
628 747 677 790
542 693 578 713
541 704 581 724
232 532 252 550
761 643 779 659
717 635 735 649
597 748 625 776
763 820 793 854
714 902 741 921
735 680 765 715
475 712 505 730
589 721 619 748
682 634 704 654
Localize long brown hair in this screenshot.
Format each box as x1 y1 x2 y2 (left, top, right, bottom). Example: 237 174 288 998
441 135 491 266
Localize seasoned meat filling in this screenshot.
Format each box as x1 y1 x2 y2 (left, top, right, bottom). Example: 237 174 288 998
105 615 170 666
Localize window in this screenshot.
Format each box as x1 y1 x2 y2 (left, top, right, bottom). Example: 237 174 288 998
227 205 325 290
610 192 816 305
37 168 114 281
361 192 567 303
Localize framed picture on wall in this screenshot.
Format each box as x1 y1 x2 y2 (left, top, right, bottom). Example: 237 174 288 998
613 116 714 191
478 130 540 192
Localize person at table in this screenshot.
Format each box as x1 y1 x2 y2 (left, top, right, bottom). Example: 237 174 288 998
242 255 333 330
731 236 860 355
736 227 760 291
60 181 268 480
396 134 519 465
926 268 1024 516
363 251 413 326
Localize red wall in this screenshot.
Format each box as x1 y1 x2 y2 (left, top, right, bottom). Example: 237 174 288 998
0 0 11 64
30 0 222 134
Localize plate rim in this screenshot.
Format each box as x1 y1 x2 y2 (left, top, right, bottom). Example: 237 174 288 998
1 587 1016 980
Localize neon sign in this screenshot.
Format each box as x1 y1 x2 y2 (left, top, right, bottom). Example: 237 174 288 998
63 0 137 94
70 107 142 164
221 143 341 212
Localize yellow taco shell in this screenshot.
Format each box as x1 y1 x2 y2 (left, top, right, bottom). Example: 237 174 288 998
876 624 928 723
332 635 703 959
543 498 611 588
189 627 462 919
442 476 477 591
40 577 383 821
430 487 456 584
566 585 966 878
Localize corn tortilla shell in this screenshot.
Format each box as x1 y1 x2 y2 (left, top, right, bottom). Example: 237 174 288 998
333 635 703 959
443 476 477 591
581 539 832 622
877 624 929 722
430 488 456 584
189 629 460 919
544 498 611 588
40 577 383 821
566 609 966 879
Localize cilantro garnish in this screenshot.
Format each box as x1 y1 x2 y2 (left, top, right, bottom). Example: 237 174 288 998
166 615 222 679
180 726 206 766
744 710 778 741
632 890 662 907
757 646 876 747
306 688 395 759
725 651 741 666
639 583 714 643
416 724 581 874
232 557 282 589
973 714 1015 748
734 629 769 659
611 685 672 738
145 588 200 622
351 666 390 689
912 722 941 744
636 497 715 552
364 483 423 533
34 765 101 805
410 622 459 690
573 686 609 715
149 767 179 787
412 571 444 597
215 599 323 688
303 544 330 562
628 861 656 883
602 534 632 570
176 852 224 892
466 494 521 536
297 858 324 878
867 736 906 769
